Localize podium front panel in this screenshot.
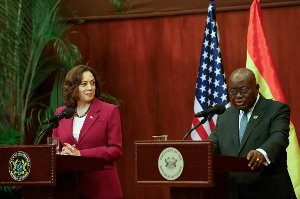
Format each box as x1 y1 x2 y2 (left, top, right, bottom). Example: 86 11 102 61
135 141 214 187
0 145 56 186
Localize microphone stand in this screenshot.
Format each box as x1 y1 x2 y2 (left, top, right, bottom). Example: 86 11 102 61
34 122 59 145
183 117 208 140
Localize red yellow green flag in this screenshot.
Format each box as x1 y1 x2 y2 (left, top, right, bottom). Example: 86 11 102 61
246 0 300 197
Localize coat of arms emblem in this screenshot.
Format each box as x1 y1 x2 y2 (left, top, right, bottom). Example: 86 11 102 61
158 147 184 180
9 151 31 181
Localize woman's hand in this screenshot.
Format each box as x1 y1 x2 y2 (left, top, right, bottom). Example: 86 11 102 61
61 143 81 156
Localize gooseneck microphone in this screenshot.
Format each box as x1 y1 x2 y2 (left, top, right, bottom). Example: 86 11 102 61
183 104 226 140
35 108 74 145
42 108 74 125
194 103 226 118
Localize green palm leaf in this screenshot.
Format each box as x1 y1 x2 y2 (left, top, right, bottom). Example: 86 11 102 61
0 0 81 144
0 0 125 196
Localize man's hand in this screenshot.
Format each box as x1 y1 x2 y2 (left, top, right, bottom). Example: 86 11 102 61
247 150 265 170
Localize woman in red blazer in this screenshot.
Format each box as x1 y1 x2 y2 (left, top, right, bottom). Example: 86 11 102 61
52 65 123 199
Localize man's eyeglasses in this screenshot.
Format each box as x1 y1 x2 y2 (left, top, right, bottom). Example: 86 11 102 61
230 88 249 96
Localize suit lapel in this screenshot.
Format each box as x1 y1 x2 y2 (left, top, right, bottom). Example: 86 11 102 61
78 99 101 143
230 107 240 152
238 96 267 154
59 108 77 143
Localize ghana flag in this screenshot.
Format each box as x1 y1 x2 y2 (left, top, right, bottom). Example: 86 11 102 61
246 0 300 197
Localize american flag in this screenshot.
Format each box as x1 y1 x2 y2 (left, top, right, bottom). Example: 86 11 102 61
191 1 230 140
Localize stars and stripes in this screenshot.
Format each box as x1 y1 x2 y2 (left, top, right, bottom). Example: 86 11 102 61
191 1 230 140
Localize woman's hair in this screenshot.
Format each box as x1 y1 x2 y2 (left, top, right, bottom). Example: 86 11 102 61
63 65 101 107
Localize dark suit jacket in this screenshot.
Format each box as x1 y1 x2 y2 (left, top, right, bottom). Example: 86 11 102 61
53 98 123 199
208 95 294 199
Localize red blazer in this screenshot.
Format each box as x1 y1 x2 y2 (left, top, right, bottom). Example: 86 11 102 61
53 98 123 199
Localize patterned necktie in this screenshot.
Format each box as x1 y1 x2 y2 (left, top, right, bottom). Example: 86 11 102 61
239 111 248 143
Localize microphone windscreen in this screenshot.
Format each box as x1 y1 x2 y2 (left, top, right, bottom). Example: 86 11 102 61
215 104 226 114
63 108 74 119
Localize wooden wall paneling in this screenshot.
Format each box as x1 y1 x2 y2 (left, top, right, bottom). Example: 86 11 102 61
216 10 249 76
104 19 166 198
66 6 300 199
260 6 300 120
155 16 200 140
60 0 300 20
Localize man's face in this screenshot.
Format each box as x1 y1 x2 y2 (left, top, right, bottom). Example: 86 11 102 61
229 77 259 111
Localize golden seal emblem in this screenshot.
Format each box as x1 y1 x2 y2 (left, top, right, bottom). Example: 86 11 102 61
8 151 31 181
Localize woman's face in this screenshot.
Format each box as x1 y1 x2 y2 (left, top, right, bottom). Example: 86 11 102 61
78 71 96 104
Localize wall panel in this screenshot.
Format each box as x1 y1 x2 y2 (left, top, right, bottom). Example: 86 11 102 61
60 0 300 20
66 5 300 199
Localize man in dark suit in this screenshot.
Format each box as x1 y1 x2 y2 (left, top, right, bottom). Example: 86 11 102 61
208 68 295 199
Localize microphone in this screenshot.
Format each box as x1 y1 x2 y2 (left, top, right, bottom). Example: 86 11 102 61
194 104 226 118
42 108 74 125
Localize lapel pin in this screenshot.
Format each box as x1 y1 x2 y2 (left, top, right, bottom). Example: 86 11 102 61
253 115 258 120
90 116 93 119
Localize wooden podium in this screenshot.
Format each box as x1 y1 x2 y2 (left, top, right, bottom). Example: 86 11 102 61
0 145 104 199
135 140 255 199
